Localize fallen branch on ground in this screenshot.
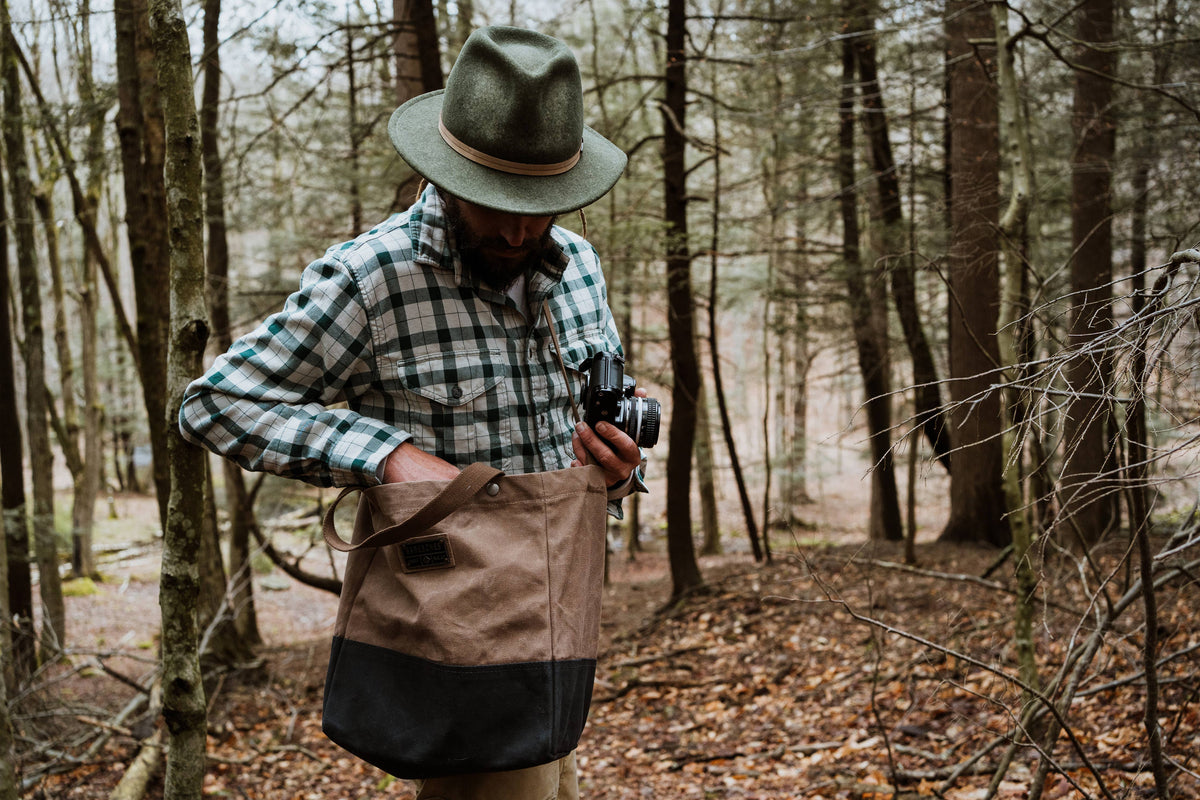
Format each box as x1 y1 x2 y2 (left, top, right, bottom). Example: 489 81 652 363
108 730 163 800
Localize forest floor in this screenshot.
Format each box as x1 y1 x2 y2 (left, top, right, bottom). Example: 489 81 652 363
15 476 1200 800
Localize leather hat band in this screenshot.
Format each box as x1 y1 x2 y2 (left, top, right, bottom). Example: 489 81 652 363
439 115 581 177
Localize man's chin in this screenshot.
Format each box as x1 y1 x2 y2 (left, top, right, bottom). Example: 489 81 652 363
462 250 532 291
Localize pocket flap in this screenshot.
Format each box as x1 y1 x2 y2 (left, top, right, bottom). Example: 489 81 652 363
393 351 507 406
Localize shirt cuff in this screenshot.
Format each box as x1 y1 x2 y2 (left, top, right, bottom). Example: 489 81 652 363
606 470 638 501
326 420 411 486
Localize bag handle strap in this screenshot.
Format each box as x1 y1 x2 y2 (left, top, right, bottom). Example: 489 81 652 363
324 303 569 553
543 300 583 425
323 462 504 552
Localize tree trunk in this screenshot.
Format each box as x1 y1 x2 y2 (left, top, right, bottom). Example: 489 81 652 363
1126 0 1174 557
662 0 703 598
838 21 902 543
0 659 15 800
394 0 442 99
707 85 760 560
786 190 814 510
760 200 776 548
0 160 34 686
1056 0 1118 549
75 0 106 580
37 183 81 475
992 0 1040 706
852 1 950 471
789 308 812 506
346 22 363 234
149 0 210 794
4 11 65 657
35 184 85 508
1123 16 1174 793
201 0 262 650
35 173 100 579
391 0 441 208
696 377 721 556
939 0 1010 547
116 0 172 531
616 255 641 560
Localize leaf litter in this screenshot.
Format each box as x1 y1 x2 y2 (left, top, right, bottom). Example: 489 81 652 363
25 538 1200 799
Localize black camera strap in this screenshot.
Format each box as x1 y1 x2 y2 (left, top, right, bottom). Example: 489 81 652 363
542 300 583 426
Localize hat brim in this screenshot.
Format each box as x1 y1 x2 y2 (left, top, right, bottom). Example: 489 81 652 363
389 90 628 217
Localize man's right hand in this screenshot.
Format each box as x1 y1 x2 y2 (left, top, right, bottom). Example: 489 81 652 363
380 442 461 483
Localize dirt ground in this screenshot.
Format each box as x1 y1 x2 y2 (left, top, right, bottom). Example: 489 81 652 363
16 460 1200 800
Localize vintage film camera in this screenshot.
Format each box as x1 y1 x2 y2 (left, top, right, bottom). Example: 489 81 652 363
580 352 661 448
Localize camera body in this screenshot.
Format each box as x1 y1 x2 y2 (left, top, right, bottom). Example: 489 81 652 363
580 352 661 448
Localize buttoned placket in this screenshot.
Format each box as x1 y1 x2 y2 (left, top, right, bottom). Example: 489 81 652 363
489 280 557 473
527 282 574 472
524 302 561 472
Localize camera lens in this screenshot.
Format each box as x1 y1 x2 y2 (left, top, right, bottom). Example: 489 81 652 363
632 397 661 448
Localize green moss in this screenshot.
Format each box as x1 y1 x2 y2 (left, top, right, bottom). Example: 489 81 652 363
62 577 100 597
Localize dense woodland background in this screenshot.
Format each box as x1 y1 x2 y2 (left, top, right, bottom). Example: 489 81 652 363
1 0 1199 797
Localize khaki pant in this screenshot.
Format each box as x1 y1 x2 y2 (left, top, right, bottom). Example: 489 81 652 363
413 752 579 800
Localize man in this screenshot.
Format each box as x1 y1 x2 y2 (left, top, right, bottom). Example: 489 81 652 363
180 25 644 800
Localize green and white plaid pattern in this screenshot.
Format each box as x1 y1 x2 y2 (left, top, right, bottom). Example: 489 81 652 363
180 186 625 490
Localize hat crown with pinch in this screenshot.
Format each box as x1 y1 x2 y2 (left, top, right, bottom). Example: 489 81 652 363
440 28 583 170
387 25 627 216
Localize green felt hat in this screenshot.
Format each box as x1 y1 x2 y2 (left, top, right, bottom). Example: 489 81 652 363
388 26 627 216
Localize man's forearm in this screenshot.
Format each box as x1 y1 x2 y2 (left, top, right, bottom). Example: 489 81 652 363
378 441 461 483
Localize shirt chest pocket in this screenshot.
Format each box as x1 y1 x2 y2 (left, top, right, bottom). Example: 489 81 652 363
383 350 512 466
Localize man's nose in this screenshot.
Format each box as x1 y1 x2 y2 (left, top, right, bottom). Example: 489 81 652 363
497 215 544 247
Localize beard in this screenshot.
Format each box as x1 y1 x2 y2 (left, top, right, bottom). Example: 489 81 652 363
441 194 557 291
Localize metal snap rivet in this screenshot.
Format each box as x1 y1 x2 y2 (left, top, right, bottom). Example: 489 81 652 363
486 482 500 497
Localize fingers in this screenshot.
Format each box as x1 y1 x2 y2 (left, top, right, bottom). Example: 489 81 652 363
573 421 639 485
571 429 593 467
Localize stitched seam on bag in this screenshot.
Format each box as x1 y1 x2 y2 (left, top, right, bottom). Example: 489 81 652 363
540 473 558 745
334 638 595 672
338 548 379 639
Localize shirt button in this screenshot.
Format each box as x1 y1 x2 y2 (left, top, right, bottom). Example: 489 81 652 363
451 385 464 399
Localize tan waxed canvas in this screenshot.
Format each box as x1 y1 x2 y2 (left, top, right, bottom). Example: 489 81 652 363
326 464 608 666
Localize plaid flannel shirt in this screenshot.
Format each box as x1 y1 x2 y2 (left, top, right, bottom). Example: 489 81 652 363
180 187 644 512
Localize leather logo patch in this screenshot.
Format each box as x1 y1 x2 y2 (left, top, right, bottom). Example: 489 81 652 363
399 534 455 573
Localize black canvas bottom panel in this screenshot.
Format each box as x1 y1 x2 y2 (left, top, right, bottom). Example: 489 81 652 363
322 636 596 778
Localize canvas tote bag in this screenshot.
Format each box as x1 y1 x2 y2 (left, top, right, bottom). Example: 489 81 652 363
320 463 608 777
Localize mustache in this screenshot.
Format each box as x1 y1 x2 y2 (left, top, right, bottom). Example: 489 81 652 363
475 237 538 254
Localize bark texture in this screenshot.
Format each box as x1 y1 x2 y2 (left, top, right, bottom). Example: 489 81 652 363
115 0 172 531
390 0 442 209
838 24 902 542
852 0 950 471
662 0 704 597
149 0 211 794
939 0 1010 547
4 10 65 656
74 0 106 579
201 0 262 656
1056 0 1118 548
0 143 34 683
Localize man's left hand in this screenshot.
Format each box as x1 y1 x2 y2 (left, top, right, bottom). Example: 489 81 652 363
571 420 641 488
